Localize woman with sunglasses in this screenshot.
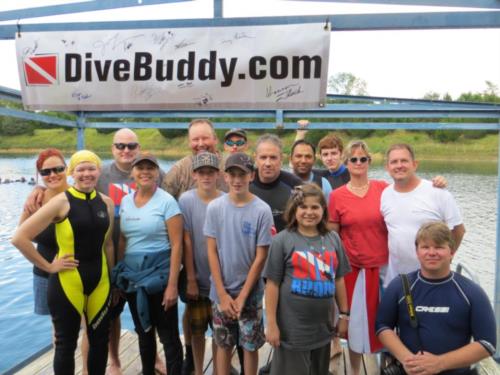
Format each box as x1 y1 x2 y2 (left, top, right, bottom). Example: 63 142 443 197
19 149 69 319
12 150 114 375
328 140 388 375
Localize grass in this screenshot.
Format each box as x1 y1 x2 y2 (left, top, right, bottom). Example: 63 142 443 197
0 128 498 162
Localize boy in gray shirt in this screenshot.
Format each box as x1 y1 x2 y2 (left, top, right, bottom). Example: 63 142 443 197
204 152 273 375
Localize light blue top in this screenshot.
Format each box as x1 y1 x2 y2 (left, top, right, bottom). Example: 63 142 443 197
120 188 180 259
306 173 332 201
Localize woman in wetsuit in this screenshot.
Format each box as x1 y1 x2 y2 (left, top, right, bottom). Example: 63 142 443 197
113 152 183 375
12 150 114 375
19 148 69 317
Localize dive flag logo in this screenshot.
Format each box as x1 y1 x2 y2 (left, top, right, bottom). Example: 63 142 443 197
23 54 58 85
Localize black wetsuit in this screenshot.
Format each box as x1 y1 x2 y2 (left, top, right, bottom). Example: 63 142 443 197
314 165 350 191
48 187 111 375
33 223 56 278
250 170 302 232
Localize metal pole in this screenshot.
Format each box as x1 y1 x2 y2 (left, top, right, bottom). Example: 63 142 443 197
76 112 85 150
495 126 500 360
214 0 222 18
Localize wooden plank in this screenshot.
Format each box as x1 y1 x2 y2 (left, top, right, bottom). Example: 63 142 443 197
14 347 53 375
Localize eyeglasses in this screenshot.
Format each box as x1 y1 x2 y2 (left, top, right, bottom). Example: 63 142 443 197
39 166 66 176
225 139 246 147
113 142 139 151
349 156 370 164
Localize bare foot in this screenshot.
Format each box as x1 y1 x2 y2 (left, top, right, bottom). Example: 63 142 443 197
107 363 123 375
155 357 167 375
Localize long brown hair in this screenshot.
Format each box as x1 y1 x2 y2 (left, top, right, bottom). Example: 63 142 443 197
284 183 329 235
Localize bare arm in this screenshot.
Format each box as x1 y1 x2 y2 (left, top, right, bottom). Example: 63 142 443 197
451 224 465 250
117 233 126 262
11 193 78 273
207 236 237 318
23 185 46 214
294 119 309 142
234 245 269 313
183 230 199 300
163 214 184 310
334 276 349 338
265 279 281 347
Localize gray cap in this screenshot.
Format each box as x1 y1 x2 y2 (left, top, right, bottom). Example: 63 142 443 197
192 152 220 171
225 152 254 173
132 152 159 168
224 128 247 141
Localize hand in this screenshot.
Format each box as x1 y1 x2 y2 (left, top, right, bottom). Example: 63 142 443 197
266 322 281 347
297 119 310 131
335 318 348 339
162 284 178 311
404 352 443 375
219 294 238 319
431 175 447 189
24 186 46 214
234 294 247 318
48 254 79 273
186 279 199 301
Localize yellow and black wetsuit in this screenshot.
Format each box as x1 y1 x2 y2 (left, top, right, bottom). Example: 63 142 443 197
47 187 111 375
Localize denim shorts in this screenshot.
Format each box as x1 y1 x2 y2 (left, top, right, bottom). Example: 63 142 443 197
33 274 50 315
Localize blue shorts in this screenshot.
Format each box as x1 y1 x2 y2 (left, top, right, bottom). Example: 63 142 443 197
33 274 50 315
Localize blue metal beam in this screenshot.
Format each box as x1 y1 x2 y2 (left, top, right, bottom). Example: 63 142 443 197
291 0 500 10
0 86 22 104
5 11 500 40
85 121 500 130
0 0 192 22
0 107 75 127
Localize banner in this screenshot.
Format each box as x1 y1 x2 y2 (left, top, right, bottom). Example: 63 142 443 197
16 23 330 111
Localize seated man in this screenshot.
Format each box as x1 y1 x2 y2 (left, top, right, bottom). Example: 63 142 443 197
376 221 496 375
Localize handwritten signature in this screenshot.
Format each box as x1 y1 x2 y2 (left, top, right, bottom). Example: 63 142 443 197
22 41 38 57
175 39 196 50
193 93 213 106
178 82 194 89
151 31 175 50
93 33 145 55
72 90 92 101
221 31 255 45
61 39 75 47
133 86 157 101
266 84 304 102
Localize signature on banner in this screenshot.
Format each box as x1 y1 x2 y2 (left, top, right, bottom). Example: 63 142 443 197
266 84 304 102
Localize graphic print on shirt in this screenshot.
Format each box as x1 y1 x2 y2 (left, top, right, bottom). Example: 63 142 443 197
291 249 338 298
107 183 136 216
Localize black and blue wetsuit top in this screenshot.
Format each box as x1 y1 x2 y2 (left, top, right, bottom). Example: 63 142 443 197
33 223 57 278
376 270 496 375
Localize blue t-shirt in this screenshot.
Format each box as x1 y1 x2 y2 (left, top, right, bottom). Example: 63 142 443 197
120 188 181 258
376 271 496 375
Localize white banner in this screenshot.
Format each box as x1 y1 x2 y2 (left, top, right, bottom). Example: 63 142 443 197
16 24 330 111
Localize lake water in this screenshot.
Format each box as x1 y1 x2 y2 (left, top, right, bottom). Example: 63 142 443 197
0 156 498 372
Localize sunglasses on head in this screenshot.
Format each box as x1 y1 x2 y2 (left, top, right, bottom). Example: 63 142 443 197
114 142 139 151
349 156 370 164
39 165 66 176
225 139 246 147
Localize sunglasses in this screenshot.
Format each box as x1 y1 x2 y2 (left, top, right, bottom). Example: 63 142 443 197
39 165 66 176
349 156 370 164
225 139 246 147
113 142 139 151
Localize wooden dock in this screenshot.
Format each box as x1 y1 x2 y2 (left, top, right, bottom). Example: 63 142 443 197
10 331 380 374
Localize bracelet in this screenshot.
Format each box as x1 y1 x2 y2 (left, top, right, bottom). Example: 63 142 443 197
339 311 350 316
339 314 350 321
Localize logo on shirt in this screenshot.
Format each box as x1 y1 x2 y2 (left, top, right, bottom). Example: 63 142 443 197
290 249 338 298
415 306 450 313
241 221 256 236
108 183 136 216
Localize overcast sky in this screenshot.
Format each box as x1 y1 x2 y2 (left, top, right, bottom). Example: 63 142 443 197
1 0 499 99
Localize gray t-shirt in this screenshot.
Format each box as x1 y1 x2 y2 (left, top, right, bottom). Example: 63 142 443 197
263 230 351 351
178 189 224 297
204 194 273 303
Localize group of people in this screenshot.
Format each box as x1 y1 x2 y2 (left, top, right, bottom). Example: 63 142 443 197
11 119 496 375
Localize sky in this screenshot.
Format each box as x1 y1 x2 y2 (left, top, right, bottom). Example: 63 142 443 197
0 0 499 99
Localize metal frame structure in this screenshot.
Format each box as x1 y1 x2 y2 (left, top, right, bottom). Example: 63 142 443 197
1 0 500 357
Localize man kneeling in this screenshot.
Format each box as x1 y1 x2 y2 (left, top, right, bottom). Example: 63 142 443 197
376 221 496 375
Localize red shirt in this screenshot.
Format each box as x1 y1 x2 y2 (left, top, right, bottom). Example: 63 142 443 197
328 180 388 268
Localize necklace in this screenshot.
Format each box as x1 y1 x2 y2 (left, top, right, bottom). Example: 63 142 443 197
348 181 369 191
300 233 326 254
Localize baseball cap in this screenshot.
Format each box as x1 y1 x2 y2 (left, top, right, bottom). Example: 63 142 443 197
225 152 254 173
192 152 220 171
224 128 247 141
132 152 159 167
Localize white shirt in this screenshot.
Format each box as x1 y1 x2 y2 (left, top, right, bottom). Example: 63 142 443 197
380 179 462 287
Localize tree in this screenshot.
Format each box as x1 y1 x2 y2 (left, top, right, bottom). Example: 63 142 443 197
328 72 368 95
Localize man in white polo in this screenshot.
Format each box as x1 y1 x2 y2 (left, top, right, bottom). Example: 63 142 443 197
381 143 465 287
